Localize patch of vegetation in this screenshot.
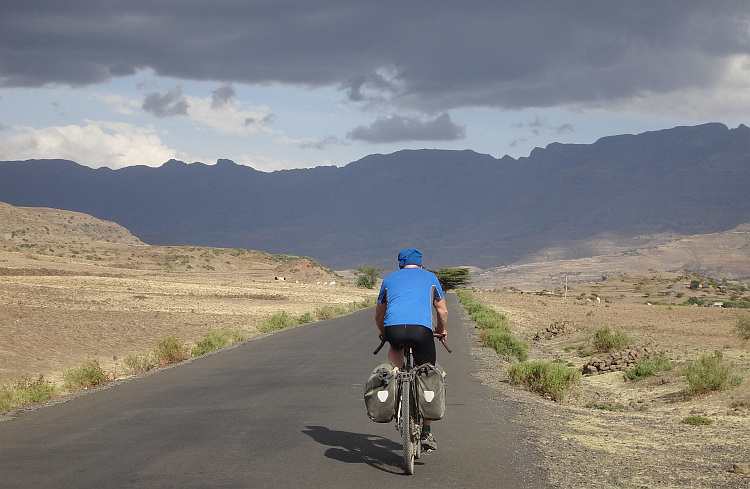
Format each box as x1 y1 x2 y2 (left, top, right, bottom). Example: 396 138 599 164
680 415 713 426
124 351 157 375
457 290 529 362
259 311 296 332
191 329 233 356
683 350 743 397
315 306 339 320
354 264 381 289
153 335 190 367
508 360 582 402
432 267 471 291
733 314 750 340
0 375 58 413
592 326 632 353
63 357 115 392
297 312 315 324
623 354 675 382
585 401 626 411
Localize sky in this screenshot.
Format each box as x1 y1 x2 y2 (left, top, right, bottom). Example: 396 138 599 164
1 2 749 172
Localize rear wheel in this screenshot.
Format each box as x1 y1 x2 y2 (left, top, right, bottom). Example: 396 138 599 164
401 379 414 474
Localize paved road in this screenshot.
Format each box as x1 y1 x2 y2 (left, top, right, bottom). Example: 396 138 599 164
0 294 549 488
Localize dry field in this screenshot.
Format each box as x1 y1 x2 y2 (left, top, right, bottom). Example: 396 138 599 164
470 275 750 488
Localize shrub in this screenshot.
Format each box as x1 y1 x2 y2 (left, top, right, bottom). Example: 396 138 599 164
297 312 315 324
191 329 232 356
680 415 713 426
592 326 632 353
734 314 750 340
683 350 743 397
153 335 189 367
315 306 338 320
124 351 156 375
623 354 675 382
63 357 114 391
1 375 58 413
508 361 581 402
585 401 625 411
259 311 296 332
482 330 529 362
354 264 381 289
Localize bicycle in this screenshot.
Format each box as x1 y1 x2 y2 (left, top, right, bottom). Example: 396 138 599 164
374 332 451 474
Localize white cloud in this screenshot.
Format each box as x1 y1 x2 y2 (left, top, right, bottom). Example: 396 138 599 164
184 95 274 135
0 121 189 168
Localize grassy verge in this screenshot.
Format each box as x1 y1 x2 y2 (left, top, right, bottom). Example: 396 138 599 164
456 289 529 362
622 353 675 382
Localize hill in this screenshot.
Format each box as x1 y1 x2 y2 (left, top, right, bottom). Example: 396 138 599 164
1 123 749 273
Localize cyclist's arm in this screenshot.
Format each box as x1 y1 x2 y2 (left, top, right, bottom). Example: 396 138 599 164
375 302 387 337
433 298 448 335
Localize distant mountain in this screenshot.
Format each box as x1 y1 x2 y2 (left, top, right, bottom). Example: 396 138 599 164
1 123 749 271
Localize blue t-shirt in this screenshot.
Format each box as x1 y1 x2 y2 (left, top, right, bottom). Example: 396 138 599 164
378 267 445 330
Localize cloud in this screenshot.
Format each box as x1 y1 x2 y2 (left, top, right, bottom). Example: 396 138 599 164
347 113 465 143
143 87 189 117
211 84 235 109
0 122 188 168
1 3 748 116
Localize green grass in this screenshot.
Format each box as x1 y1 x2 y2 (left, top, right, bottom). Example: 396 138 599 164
508 360 582 402
457 290 530 362
680 415 713 426
153 335 190 367
258 310 297 332
592 325 632 353
1 375 58 413
623 354 675 382
63 357 114 392
683 350 743 397
191 328 232 356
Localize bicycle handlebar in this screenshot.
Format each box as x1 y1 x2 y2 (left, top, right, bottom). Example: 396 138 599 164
373 332 451 355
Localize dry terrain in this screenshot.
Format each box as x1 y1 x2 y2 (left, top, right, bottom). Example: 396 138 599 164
470 277 750 488
2 203 749 487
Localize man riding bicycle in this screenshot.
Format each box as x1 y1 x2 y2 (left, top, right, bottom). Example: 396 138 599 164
375 248 448 451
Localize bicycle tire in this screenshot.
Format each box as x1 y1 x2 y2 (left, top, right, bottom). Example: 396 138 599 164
401 378 415 474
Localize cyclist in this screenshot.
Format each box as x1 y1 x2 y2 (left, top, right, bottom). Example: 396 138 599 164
375 248 448 451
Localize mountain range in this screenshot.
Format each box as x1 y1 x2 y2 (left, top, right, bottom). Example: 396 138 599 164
1 123 749 273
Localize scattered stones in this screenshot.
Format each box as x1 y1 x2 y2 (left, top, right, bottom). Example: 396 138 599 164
533 321 578 340
582 346 660 375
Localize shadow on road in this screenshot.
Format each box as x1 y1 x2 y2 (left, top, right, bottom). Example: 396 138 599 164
303 425 417 474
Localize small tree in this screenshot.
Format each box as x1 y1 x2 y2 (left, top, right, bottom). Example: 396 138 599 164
354 264 381 289
433 267 471 291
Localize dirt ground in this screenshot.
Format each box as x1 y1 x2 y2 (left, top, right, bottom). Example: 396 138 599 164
469 278 750 489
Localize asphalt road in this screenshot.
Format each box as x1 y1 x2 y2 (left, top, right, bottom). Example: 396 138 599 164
0 294 550 488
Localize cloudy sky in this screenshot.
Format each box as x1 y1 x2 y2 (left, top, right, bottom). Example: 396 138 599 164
1 2 749 171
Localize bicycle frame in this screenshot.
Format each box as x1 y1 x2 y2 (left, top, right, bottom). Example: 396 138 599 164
373 332 450 474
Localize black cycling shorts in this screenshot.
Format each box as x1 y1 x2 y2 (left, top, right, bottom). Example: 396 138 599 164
384 324 436 366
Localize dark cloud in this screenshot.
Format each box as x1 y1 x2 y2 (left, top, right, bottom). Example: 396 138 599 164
347 113 465 143
211 84 235 109
142 87 189 117
1 2 748 112
299 136 344 150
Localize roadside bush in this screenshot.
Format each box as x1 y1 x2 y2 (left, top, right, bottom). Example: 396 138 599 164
259 311 296 332
124 351 157 375
191 329 232 356
592 326 632 353
683 350 743 397
623 354 675 382
153 335 189 367
734 313 750 340
482 330 529 362
508 360 581 402
354 264 381 289
315 306 338 320
63 357 114 391
1 375 58 413
297 312 315 324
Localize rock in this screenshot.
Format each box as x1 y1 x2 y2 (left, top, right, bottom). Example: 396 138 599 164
732 462 750 475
